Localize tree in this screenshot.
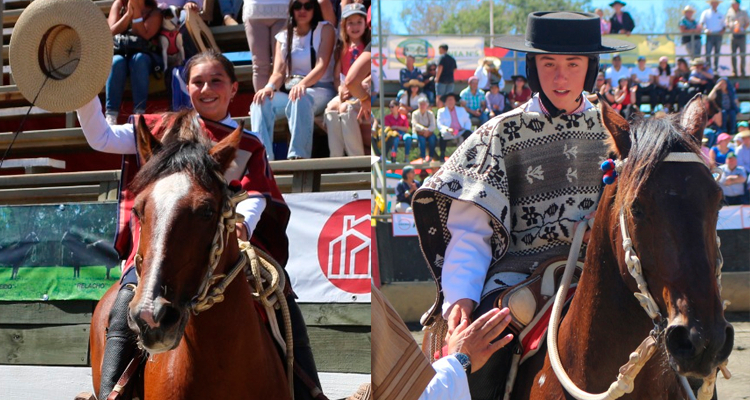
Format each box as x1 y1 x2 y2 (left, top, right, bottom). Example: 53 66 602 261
434 0 591 38
398 0 460 35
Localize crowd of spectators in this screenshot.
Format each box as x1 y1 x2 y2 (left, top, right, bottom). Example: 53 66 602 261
105 0 372 161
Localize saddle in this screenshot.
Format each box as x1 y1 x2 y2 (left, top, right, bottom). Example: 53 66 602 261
494 256 583 339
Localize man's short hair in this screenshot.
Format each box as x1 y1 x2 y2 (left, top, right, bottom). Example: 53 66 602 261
389 100 398 108
439 44 449 51
406 55 415 60
418 97 429 105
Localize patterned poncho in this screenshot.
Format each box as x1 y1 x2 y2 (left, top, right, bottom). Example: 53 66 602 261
412 99 610 325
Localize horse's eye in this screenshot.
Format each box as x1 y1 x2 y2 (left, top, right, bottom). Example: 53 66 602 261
132 207 142 222
200 206 215 220
631 202 645 219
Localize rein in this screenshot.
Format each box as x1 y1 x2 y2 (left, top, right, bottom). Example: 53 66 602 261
547 152 730 400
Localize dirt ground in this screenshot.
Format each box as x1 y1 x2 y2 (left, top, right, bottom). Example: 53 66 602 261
409 312 750 398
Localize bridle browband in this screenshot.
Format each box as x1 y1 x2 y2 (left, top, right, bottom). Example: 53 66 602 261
547 152 730 400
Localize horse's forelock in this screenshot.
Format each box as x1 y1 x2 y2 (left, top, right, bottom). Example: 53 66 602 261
130 139 221 195
615 115 703 215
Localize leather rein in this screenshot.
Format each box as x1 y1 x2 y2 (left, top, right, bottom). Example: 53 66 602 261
547 152 731 400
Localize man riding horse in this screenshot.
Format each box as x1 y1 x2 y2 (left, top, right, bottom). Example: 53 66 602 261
412 12 636 399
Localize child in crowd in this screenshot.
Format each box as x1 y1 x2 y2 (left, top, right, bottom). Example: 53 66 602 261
485 82 506 118
384 100 411 162
324 3 370 157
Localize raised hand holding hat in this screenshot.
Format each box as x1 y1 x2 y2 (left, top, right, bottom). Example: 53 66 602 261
10 0 112 112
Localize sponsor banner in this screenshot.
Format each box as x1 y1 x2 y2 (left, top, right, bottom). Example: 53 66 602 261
392 213 417 237
0 203 121 301
376 36 484 81
285 191 371 303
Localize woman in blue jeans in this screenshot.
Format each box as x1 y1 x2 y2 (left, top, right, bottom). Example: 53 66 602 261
250 0 336 160
106 0 163 125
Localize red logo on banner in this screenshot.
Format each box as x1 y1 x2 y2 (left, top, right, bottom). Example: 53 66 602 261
317 200 370 294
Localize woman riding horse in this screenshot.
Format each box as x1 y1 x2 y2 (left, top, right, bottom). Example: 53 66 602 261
412 12 635 399
76 50 322 400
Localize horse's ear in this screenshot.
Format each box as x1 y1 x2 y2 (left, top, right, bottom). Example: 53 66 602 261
210 121 243 172
136 115 160 164
681 94 708 143
599 99 631 158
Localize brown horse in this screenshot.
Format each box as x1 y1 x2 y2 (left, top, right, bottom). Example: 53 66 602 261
512 96 734 399
89 116 291 399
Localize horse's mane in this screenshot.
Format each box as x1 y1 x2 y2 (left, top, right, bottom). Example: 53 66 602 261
130 110 220 194
616 114 703 214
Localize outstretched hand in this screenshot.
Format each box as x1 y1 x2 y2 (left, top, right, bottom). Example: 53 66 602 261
447 307 514 373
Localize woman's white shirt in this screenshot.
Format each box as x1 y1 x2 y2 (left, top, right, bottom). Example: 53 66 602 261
275 21 335 83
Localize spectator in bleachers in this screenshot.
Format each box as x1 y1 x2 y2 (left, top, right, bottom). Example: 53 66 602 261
680 5 702 60
595 8 611 35
604 54 630 86
700 0 726 71
718 151 748 204
508 75 532 108
411 98 438 162
609 1 635 35
423 62 438 105
394 166 421 213
106 0 164 125
673 57 692 110
435 44 458 107
588 72 616 105
474 57 503 92
631 56 655 111
735 122 750 171
242 0 287 91
709 77 740 134
400 55 423 91
437 93 471 161
400 79 428 113
218 0 241 25
486 82 507 118
654 56 674 112
384 100 411 162
701 137 712 164
689 57 715 95
460 77 489 125
726 0 750 76
324 2 369 157
613 76 637 119
250 0 336 160
711 132 734 166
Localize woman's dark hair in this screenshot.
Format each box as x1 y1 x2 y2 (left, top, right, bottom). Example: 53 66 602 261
405 84 421 105
389 99 398 108
677 58 688 69
285 0 325 78
658 63 671 76
183 49 238 83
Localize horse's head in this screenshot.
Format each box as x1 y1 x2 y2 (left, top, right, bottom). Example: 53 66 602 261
599 96 733 378
126 113 243 353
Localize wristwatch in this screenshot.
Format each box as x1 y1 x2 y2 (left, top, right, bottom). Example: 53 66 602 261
453 352 472 375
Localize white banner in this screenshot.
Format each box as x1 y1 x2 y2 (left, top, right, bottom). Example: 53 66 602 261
375 36 484 81
392 213 417 237
284 191 371 303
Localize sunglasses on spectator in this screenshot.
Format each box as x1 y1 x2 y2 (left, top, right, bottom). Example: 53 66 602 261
292 1 314 11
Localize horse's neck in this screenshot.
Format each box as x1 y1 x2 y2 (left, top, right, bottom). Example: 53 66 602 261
557 194 657 388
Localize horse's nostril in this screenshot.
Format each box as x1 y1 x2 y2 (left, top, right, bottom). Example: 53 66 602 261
666 325 695 358
160 305 181 327
718 324 735 361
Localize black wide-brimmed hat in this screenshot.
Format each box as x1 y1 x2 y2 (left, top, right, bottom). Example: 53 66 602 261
511 75 528 82
609 0 626 7
495 12 636 55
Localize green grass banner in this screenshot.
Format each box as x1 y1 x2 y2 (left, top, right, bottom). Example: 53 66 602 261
0 203 121 301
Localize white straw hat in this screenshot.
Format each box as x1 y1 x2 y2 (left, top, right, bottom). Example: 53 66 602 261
10 0 112 112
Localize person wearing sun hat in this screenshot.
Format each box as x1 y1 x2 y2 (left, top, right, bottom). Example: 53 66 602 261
412 11 635 399
680 5 703 59
609 0 635 34
711 132 735 166
400 78 428 112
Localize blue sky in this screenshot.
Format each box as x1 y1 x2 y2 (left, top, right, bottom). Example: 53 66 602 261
374 0 738 35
